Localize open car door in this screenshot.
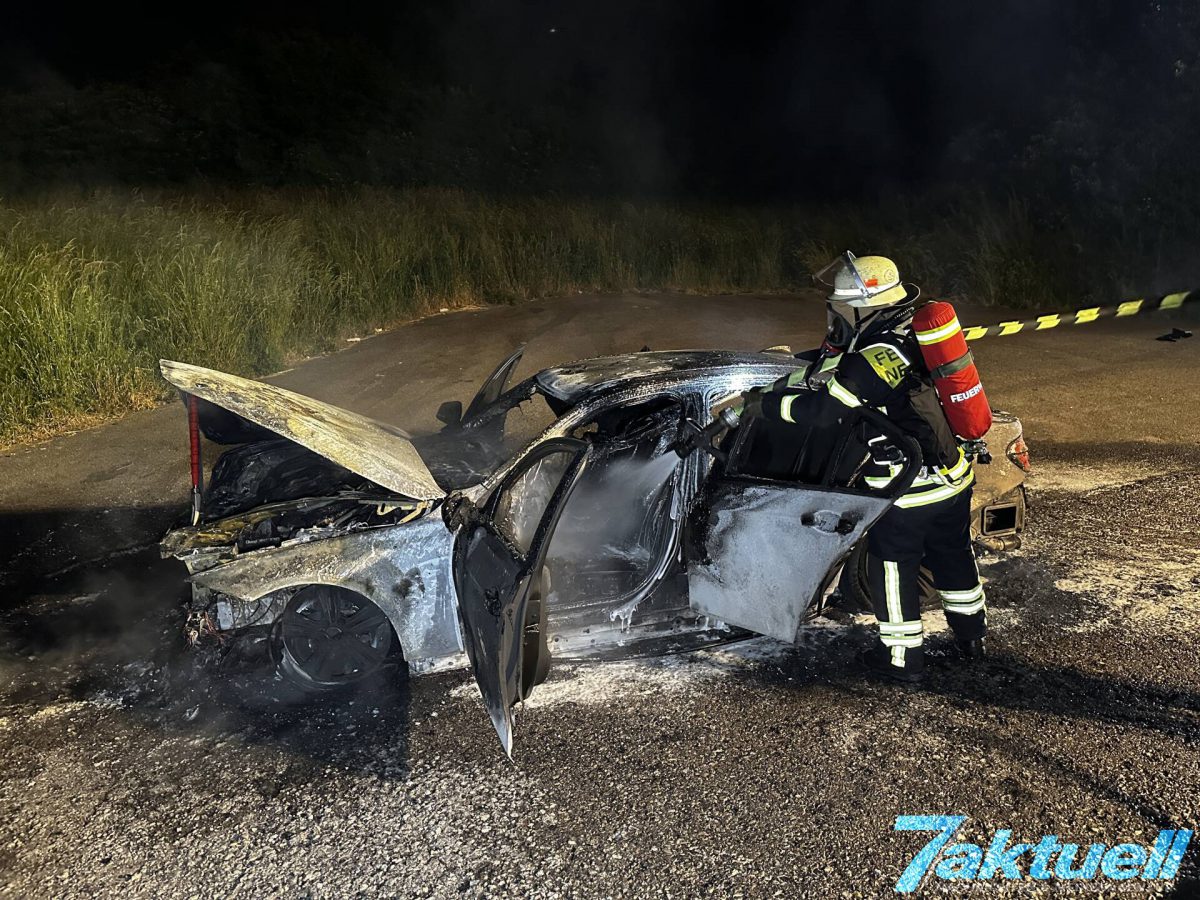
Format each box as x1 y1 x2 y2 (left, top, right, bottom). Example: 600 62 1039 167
452 438 590 755
688 405 921 643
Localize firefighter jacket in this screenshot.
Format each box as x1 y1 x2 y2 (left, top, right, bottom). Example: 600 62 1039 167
757 329 974 508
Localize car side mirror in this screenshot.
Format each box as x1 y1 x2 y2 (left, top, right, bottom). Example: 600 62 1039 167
436 400 463 426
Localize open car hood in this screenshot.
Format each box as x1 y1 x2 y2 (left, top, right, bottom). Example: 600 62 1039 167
160 360 445 501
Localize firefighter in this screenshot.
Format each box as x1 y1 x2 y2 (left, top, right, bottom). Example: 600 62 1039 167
743 253 986 682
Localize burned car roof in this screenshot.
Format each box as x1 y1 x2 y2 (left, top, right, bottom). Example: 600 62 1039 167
534 350 796 404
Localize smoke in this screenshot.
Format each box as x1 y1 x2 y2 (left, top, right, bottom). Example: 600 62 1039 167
0 548 186 710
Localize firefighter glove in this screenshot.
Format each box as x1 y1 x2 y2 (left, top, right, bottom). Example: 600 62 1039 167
740 388 766 419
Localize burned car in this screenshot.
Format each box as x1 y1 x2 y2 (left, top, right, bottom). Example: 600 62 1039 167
161 347 1029 751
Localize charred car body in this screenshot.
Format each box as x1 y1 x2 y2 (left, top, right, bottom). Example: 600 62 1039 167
161 347 1028 751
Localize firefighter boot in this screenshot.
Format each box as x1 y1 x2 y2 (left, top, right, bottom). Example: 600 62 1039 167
956 637 986 661
859 645 925 683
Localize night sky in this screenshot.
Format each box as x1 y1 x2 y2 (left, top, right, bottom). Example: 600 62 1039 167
0 2 1191 200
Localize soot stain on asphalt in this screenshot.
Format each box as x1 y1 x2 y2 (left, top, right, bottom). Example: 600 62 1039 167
0 547 434 785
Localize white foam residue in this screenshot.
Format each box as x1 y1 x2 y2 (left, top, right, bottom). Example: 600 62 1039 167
1053 547 1200 632
1026 460 1172 494
449 637 794 710
28 695 126 722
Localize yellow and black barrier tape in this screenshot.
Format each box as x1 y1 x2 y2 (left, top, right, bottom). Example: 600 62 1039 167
962 290 1196 341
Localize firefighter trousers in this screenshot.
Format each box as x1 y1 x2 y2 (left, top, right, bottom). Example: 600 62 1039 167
865 485 986 669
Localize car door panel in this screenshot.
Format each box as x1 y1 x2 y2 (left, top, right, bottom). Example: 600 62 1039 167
453 438 589 755
688 406 921 643
688 483 891 642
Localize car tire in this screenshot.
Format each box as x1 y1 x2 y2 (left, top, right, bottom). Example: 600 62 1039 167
838 542 938 614
273 585 403 694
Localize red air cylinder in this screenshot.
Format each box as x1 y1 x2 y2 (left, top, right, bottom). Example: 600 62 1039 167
912 301 993 440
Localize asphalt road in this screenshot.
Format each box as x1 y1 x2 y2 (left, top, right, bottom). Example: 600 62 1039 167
1 291 1199 897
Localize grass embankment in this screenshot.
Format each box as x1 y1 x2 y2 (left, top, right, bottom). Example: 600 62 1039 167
0 190 799 444
0 189 1092 445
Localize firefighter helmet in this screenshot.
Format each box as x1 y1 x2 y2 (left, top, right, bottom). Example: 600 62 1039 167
820 252 908 309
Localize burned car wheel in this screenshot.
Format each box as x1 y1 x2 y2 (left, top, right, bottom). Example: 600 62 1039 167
275 585 398 692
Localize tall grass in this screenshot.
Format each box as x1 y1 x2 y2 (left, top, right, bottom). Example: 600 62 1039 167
0 189 799 444
0 187 1132 445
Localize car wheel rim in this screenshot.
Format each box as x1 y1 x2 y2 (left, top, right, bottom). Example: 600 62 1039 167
279 585 392 686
